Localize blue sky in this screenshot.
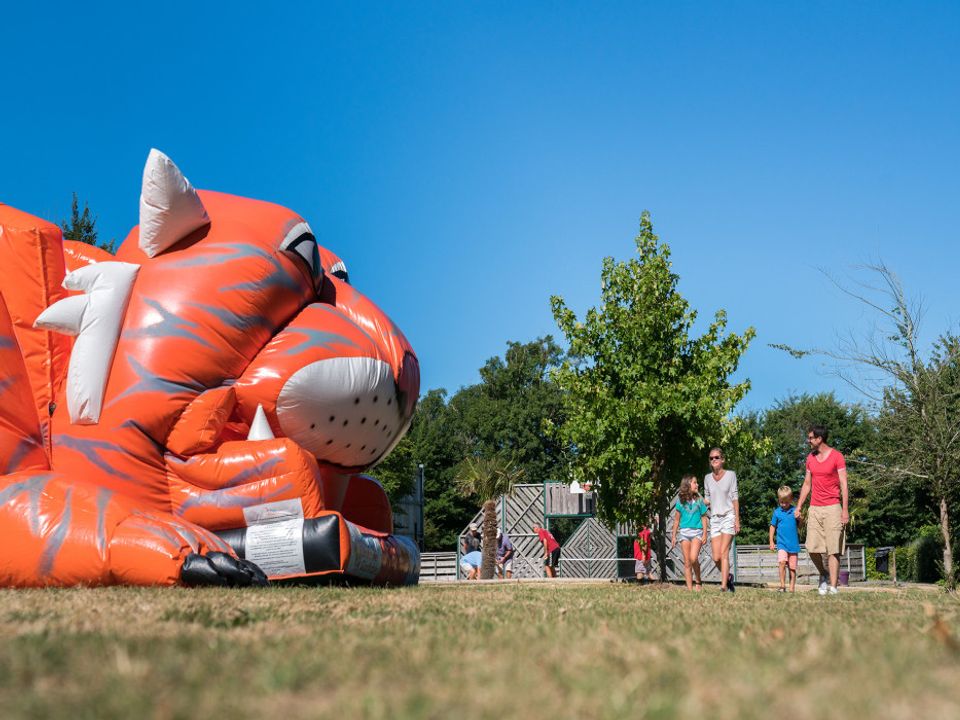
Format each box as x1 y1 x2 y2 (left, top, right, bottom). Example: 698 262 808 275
3 2 958 413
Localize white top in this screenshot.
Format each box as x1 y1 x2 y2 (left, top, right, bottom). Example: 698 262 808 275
704 470 738 517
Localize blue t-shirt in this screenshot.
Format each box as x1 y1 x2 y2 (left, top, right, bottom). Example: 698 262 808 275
770 505 800 553
674 498 708 530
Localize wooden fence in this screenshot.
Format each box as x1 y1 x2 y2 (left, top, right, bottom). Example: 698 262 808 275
419 544 867 583
735 544 866 583
419 552 459 582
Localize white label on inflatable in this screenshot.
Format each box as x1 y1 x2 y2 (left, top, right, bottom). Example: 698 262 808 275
345 521 383 581
245 518 305 577
243 497 303 525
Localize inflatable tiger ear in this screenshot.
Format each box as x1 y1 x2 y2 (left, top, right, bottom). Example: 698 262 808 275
138 149 210 258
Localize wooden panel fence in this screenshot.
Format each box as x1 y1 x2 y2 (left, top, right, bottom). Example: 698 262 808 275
419 545 868 583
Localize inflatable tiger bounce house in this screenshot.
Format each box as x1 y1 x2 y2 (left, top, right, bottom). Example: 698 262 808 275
0 150 420 587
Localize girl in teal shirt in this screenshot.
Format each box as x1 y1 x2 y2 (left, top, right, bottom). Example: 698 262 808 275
670 475 709 591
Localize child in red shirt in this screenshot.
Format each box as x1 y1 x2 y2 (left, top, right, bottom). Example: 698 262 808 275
633 526 653 583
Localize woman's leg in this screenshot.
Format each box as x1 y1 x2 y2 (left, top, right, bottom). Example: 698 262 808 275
711 533 726 589
720 533 734 587
680 540 694 590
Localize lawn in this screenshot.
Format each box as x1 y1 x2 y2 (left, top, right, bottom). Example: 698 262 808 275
0 582 957 720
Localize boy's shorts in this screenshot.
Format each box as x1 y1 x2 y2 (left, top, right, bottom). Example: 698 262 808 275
635 559 651 575
777 550 798 570
806 504 845 555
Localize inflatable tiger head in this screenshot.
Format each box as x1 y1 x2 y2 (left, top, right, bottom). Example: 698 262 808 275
44 149 419 483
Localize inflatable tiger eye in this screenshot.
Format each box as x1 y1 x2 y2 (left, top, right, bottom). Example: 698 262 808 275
0 149 420 587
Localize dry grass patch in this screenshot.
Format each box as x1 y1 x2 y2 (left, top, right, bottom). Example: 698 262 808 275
0 584 957 719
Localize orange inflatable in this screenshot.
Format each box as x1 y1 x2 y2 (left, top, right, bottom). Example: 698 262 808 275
0 150 420 586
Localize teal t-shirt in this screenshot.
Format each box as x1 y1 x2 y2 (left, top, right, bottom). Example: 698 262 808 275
674 498 708 529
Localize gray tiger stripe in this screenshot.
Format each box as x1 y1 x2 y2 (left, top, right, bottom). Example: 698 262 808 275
27 474 52 537
2 436 40 475
38 488 73 577
178 483 293 512
96 488 113 555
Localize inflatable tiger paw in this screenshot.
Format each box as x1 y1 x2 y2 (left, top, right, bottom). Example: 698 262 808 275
0 150 420 586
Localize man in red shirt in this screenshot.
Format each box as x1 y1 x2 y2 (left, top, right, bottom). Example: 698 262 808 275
533 524 561 578
794 424 849 595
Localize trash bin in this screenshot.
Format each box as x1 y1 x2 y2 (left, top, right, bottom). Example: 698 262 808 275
838 570 850 586
875 547 893 575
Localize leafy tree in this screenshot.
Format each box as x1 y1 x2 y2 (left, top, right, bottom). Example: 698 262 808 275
733 393 922 545
550 211 755 578
60 194 116 253
379 338 568 552
452 337 567 484
375 389 475 550
775 263 960 585
455 453 524 579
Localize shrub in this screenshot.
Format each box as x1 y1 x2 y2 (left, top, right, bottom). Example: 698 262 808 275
865 547 890 581
895 526 943 583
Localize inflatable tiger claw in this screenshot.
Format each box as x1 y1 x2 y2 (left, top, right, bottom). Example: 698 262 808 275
0 150 421 587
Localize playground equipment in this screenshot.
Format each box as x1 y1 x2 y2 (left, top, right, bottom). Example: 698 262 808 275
454 482 723 581
0 150 420 587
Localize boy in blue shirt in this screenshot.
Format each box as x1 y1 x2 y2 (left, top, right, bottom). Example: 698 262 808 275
769 485 801 592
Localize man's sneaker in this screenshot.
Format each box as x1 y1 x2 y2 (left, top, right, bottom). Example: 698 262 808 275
818 576 829 595
827 585 839 595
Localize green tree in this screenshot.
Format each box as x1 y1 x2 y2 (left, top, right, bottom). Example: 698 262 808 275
455 453 524 579
550 211 756 578
452 337 567 484
375 389 475 550
776 263 960 585
379 338 568 552
60 194 116 253
733 393 922 545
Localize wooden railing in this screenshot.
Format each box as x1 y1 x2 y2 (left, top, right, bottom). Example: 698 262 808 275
734 544 866 583
418 545 868 583
419 552 459 582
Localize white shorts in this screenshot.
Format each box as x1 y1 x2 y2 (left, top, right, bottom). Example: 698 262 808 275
460 562 476 575
679 528 702 542
499 559 513 573
710 513 736 538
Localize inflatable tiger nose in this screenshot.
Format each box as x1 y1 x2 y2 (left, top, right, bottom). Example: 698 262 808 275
0 149 420 587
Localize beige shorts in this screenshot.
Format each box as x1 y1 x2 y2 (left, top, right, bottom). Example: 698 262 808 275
806 504 845 555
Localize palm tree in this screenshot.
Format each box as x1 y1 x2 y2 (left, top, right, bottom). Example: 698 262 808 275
456 454 524 579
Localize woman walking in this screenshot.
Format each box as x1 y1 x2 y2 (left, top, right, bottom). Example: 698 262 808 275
704 447 740 592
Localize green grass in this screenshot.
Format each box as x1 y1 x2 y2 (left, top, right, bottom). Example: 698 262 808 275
0 583 957 720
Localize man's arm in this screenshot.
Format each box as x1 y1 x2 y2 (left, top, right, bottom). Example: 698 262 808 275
795 470 812 519
839 467 849 524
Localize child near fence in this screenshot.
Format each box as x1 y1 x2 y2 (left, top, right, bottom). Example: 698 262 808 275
769 485 801 592
634 524 654 583
670 475 709 591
